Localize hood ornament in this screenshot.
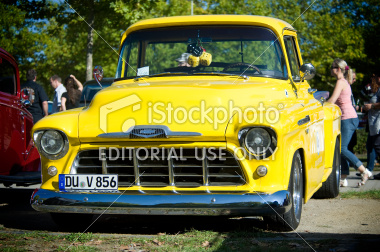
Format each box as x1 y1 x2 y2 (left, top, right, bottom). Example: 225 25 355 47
97 125 202 139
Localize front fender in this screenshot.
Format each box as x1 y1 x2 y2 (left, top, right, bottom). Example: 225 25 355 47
31 109 82 187
224 102 306 194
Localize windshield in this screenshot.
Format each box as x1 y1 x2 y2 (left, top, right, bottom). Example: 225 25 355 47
116 26 287 79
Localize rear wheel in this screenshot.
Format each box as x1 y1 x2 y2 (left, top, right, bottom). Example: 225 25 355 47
50 213 94 231
264 150 303 231
313 138 340 199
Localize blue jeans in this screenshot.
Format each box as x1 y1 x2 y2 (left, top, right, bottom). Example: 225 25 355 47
341 118 363 175
366 133 376 171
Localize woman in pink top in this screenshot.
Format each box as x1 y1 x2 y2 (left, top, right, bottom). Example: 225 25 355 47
327 59 372 187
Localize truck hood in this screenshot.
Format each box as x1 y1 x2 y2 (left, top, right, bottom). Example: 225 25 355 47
78 77 290 142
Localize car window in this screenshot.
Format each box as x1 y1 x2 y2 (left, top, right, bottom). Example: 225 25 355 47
81 86 102 102
0 57 16 95
80 82 112 103
284 36 300 82
117 26 288 79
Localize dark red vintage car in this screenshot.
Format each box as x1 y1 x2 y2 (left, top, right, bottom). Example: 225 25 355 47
0 47 40 186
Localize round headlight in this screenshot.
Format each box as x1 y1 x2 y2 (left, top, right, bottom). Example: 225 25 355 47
41 130 64 155
245 128 271 155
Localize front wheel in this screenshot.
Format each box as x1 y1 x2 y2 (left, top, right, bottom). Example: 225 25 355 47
264 150 303 231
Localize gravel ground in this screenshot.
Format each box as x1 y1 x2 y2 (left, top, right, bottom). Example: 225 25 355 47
298 198 380 234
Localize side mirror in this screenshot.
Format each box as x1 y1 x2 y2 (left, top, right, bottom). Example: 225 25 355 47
300 63 316 81
93 65 104 88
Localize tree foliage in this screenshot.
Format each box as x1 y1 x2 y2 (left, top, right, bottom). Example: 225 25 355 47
1 0 379 99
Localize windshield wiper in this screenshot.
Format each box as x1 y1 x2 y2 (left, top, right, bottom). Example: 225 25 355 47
134 72 189 80
192 72 249 80
134 71 250 81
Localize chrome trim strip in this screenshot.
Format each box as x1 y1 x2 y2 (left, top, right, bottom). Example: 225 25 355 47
97 125 202 139
133 149 140 186
31 189 291 216
202 153 209 186
168 154 175 186
101 148 107 174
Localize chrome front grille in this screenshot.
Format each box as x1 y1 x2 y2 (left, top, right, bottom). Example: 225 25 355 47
71 148 245 187
129 128 166 139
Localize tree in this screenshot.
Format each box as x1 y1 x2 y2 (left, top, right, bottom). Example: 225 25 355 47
339 0 380 82
0 0 63 97
199 0 378 95
56 0 158 81
2 0 379 99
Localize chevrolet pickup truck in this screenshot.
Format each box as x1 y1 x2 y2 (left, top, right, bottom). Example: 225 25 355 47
31 15 341 231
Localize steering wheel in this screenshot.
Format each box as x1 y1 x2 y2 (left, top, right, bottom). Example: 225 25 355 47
223 62 263 75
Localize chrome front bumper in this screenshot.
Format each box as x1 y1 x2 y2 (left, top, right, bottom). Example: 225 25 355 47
31 189 291 216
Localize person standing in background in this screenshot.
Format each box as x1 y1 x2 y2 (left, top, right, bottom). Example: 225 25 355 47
363 72 380 180
60 75 83 111
356 76 378 177
327 59 372 187
20 69 49 123
348 71 358 153
50 75 66 113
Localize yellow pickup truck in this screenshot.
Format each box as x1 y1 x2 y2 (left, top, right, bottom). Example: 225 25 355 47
31 15 341 231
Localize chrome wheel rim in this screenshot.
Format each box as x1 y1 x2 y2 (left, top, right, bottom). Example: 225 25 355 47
335 143 340 191
293 157 302 222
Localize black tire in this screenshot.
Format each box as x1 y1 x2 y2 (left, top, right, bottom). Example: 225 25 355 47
313 138 340 199
264 151 303 231
50 213 94 231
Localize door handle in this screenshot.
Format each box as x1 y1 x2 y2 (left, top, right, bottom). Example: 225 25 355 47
298 115 310 126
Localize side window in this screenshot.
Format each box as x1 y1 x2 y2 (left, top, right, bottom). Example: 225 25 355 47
0 57 16 95
116 40 139 78
284 36 300 82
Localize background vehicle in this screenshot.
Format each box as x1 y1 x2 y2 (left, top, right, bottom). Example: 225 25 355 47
79 78 113 107
47 101 53 115
31 16 341 231
0 48 40 187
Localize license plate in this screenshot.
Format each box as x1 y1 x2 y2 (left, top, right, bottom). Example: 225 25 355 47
59 174 118 191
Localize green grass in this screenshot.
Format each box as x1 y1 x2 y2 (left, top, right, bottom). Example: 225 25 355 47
61 246 100 252
340 190 380 199
65 232 97 243
0 220 359 252
0 229 340 252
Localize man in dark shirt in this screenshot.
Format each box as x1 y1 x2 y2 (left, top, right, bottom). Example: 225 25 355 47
20 69 49 124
